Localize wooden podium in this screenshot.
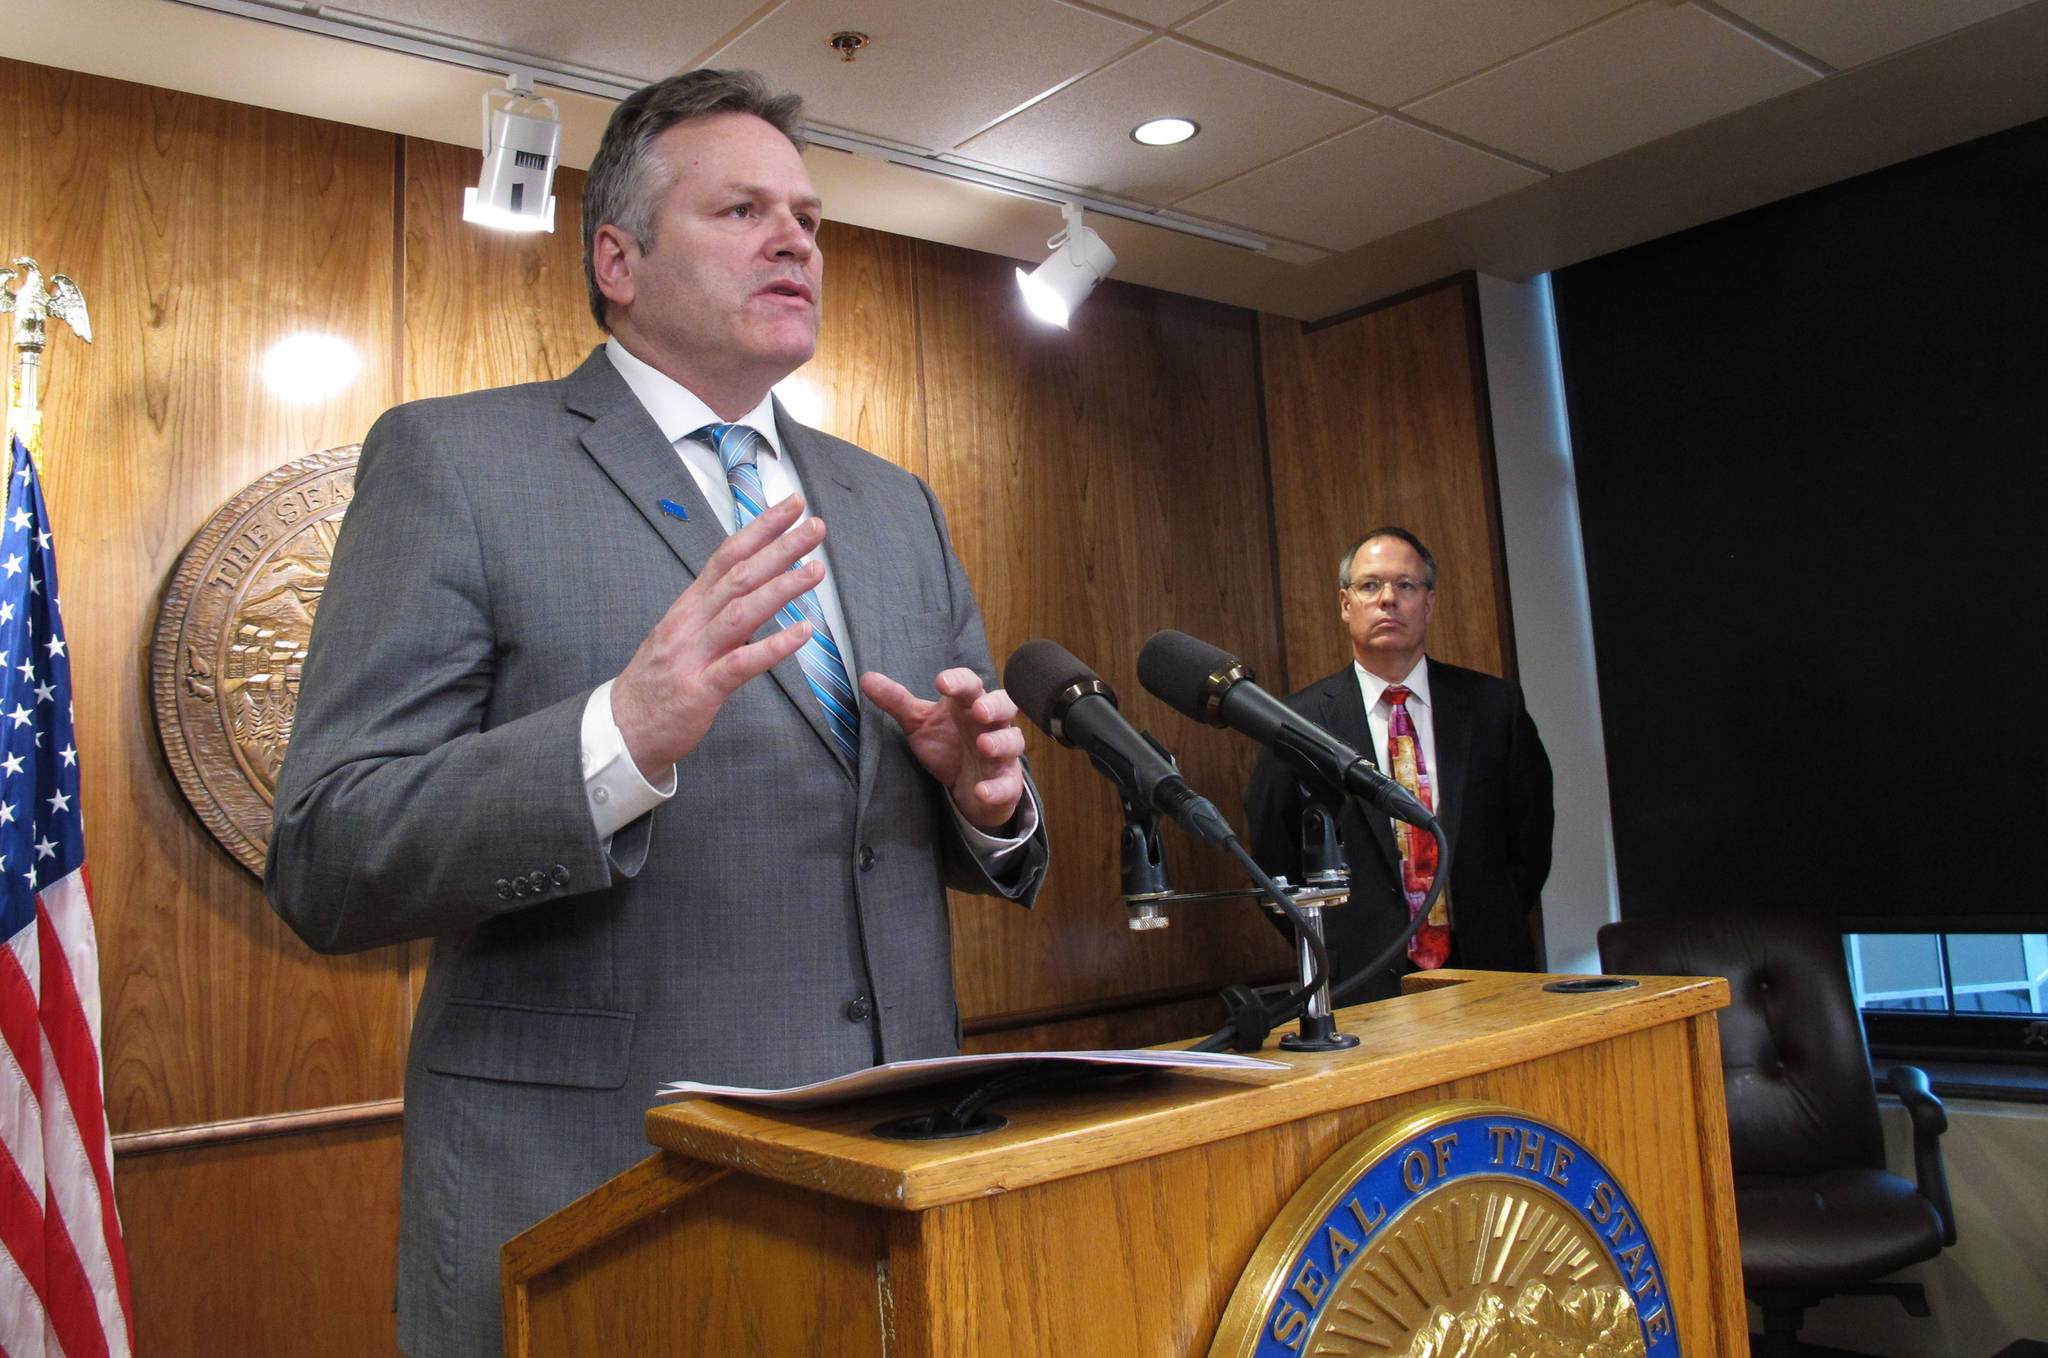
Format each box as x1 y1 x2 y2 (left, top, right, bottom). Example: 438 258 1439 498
501 970 1745 1356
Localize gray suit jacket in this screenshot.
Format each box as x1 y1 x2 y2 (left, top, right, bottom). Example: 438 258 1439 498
266 348 1046 1357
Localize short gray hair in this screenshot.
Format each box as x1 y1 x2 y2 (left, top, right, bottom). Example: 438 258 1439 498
1339 526 1438 590
581 69 807 331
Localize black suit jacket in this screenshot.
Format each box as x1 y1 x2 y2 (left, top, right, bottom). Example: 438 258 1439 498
1244 658 1554 1000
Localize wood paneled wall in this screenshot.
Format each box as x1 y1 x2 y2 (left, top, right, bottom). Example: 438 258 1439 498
0 57 412 1356
913 245 1294 1027
0 57 1511 1356
1259 278 1514 692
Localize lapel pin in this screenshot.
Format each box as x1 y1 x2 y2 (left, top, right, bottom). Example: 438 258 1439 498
658 498 690 522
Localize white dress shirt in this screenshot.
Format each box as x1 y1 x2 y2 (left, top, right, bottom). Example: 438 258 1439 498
581 338 1036 858
1351 656 1444 823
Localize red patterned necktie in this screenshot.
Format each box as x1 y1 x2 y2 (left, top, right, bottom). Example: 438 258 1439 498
1386 685 1450 968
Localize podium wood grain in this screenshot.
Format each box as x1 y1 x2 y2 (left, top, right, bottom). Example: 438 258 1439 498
504 971 1746 1357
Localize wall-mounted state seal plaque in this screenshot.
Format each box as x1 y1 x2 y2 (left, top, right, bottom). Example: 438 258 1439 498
1209 1101 1679 1358
150 447 357 875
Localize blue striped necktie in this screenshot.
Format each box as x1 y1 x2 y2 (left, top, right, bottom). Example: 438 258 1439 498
691 422 860 764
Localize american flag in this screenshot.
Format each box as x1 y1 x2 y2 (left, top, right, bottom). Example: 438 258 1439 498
0 435 132 1357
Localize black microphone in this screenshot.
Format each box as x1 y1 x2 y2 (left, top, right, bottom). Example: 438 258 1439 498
1003 639 1235 847
1136 629 1438 830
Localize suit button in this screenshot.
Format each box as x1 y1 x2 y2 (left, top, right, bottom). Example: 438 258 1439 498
495 879 515 901
551 864 570 886
844 994 873 1022
858 846 876 872
527 870 549 892
512 877 530 897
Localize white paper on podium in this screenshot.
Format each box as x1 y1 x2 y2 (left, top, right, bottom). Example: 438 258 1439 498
657 1048 1287 1110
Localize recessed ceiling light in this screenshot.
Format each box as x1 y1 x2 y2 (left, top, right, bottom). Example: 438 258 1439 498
1131 117 1198 147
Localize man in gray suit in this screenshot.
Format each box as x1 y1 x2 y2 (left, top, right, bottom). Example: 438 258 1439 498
267 69 1048 1357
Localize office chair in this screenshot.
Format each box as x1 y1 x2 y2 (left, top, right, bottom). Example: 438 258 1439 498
1598 909 1956 1358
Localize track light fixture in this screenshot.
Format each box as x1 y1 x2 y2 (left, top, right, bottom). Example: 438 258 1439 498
1015 204 1117 328
462 72 561 233
169 3 1269 251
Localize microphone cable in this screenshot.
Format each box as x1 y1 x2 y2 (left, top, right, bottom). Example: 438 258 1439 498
1184 838 1333 1053
1325 813 1455 1008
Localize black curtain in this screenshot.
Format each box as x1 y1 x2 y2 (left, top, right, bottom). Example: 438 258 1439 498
1554 116 2048 933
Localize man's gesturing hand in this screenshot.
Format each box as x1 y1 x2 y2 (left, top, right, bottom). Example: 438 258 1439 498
612 495 825 776
860 667 1027 831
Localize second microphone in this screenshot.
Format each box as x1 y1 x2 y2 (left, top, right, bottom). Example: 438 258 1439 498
1003 638 1236 848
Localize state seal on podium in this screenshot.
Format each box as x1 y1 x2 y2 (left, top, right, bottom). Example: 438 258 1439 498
1209 1102 1680 1358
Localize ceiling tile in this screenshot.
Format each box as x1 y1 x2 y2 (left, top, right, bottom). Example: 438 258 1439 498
1180 116 1544 251
1087 0 1217 26
710 0 1148 151
1180 0 1633 107
1717 0 2040 70
1405 3 1818 172
340 0 763 82
956 37 1368 204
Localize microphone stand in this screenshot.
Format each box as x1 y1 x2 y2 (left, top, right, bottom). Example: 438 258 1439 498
1119 795 1172 932
1280 791 1360 1052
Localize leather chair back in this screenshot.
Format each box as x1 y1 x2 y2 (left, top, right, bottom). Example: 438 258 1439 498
1598 909 1885 1178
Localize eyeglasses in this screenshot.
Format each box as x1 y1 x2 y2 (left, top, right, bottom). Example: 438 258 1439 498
1348 577 1428 601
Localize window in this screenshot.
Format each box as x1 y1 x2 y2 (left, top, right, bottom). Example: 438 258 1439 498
1847 932 2048 1062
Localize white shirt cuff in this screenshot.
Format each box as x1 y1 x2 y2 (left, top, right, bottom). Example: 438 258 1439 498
949 780 1041 868
582 680 676 841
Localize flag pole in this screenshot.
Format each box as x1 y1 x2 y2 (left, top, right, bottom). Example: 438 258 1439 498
2 255 94 481
0 254 131 1358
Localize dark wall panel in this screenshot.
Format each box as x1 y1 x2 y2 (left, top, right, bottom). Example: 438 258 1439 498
1556 117 2048 930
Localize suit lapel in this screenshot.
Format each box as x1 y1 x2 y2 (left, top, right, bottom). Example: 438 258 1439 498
566 351 728 575
1425 660 1470 849
1316 672 1399 874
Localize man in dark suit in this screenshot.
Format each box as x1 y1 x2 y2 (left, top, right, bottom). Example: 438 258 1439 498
266 70 1047 1357
1245 527 1552 1000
